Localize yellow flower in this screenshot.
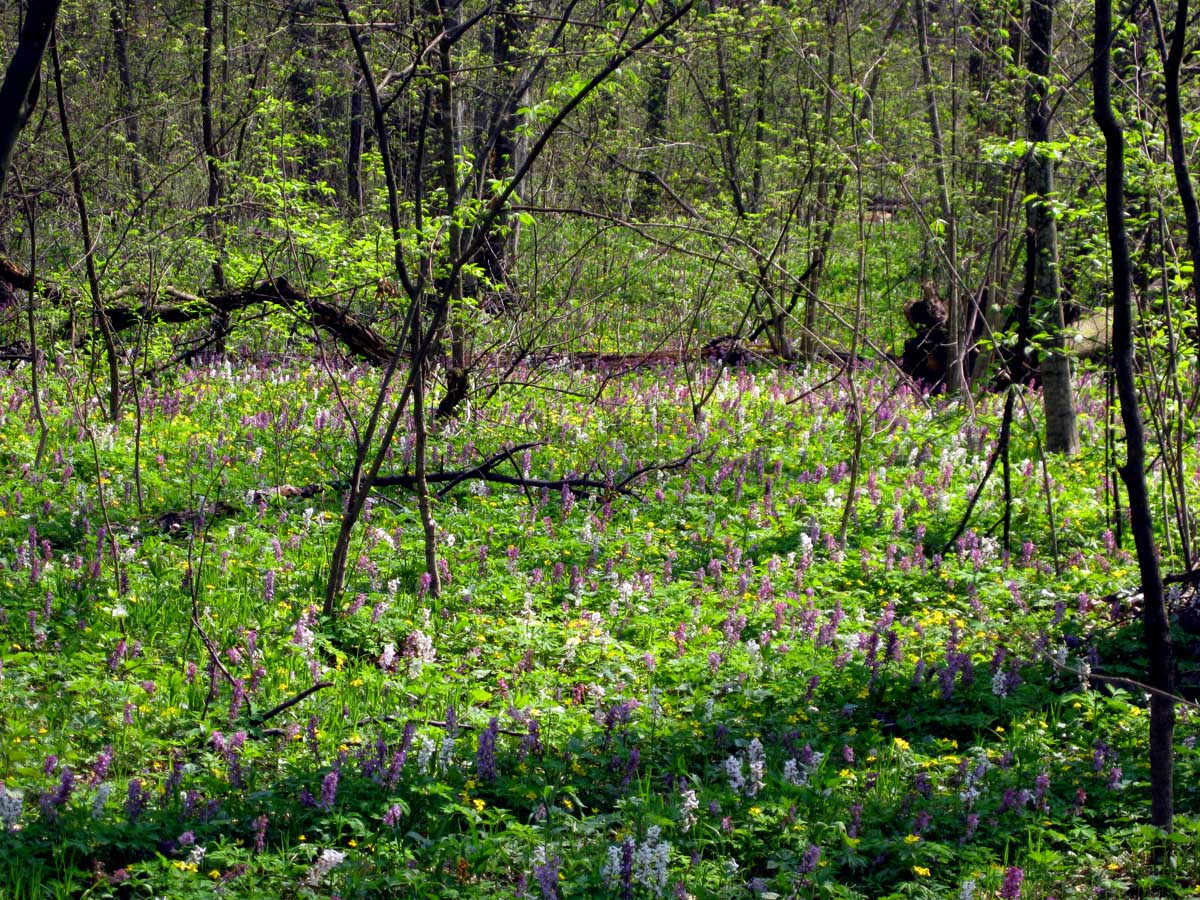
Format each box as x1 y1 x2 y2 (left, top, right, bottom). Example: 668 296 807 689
913 865 931 877
748 806 763 817
893 737 911 751
209 869 221 879
473 798 485 812
904 834 921 844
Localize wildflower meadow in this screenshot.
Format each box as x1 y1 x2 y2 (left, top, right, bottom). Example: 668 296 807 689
0 357 1196 899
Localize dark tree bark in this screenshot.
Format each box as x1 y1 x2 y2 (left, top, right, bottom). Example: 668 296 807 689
0 0 63 199
286 0 322 186
1023 0 1078 454
201 0 230 350
1094 0 1176 843
109 0 143 203
632 51 672 219
915 0 962 393
1151 0 1200 355
346 78 364 214
51 34 121 421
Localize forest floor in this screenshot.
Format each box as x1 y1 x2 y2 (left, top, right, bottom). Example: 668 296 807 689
0 356 1197 899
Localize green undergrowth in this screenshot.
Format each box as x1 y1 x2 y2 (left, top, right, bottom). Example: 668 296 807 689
0 358 1197 899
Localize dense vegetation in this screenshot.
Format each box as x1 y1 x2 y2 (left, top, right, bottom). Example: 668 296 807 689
0 359 1197 899
2 0 1200 897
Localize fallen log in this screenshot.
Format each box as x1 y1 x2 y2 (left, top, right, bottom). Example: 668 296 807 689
248 442 704 508
69 277 393 365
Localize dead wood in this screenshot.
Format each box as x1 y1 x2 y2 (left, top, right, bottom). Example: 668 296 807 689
71 277 393 365
248 443 704 508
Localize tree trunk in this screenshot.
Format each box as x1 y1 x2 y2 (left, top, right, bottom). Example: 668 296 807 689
1025 0 1078 455
109 0 144 203
633 52 672 219
51 34 121 422
287 0 321 186
201 0 230 349
1094 0 1175 845
346 78 364 214
1155 0 1200 357
915 0 963 394
0 0 63 199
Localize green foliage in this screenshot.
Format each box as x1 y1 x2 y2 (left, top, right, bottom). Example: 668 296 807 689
0 359 1196 898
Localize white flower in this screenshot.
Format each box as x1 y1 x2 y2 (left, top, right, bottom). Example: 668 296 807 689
991 668 1010 698
0 786 23 830
91 783 111 820
378 643 396 671
745 738 766 797
679 788 699 833
601 841 627 888
724 755 745 793
633 826 670 896
438 735 455 770
303 847 346 885
416 735 437 774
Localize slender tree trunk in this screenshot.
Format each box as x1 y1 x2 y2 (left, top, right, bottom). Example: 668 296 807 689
52 34 121 422
109 0 143 203
1153 0 1200 357
747 30 770 216
800 27 843 362
326 0 423 612
634 52 672 219
1025 0 1078 454
201 0 230 349
0 0 63 199
434 0 470 420
346 78 364 215
1094 0 1175 843
13 170 48 467
287 0 321 186
712 32 746 219
915 0 963 394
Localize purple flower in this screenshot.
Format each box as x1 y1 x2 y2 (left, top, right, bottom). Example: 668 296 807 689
912 809 932 834
533 854 561 900
520 720 543 760
252 814 268 853
999 866 1024 899
39 767 75 818
125 778 146 823
320 769 339 810
1034 772 1050 811
383 803 404 827
798 843 820 874
476 718 499 782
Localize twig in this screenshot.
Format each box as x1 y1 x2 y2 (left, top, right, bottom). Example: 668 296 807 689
250 680 334 727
